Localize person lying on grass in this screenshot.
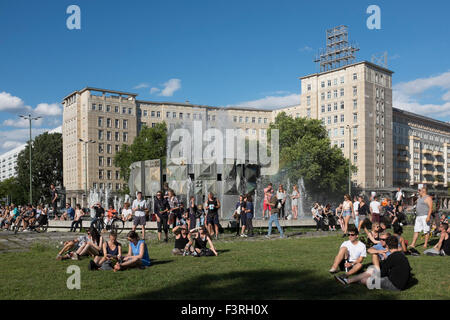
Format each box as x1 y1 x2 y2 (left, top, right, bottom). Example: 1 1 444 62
114 231 150 271
90 231 122 270
189 226 218 257
56 227 103 260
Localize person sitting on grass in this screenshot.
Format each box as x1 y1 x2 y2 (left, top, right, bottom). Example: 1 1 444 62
336 236 412 291
90 231 122 270
172 225 192 256
363 222 381 246
424 223 450 256
114 231 150 271
393 224 409 254
329 226 366 277
22 204 36 232
56 229 91 260
190 226 218 257
367 232 391 261
71 227 104 260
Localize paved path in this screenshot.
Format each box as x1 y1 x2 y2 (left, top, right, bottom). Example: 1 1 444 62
0 228 338 254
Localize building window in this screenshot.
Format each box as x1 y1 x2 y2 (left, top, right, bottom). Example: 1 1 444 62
340 88 344 97
353 139 358 148
128 108 132 115
143 110 148 117
353 113 358 123
233 116 237 122
106 131 112 141
106 105 111 112
307 96 311 106
327 116 331 125
340 127 345 136
264 118 267 124
334 78 337 86
340 114 345 122
321 93 325 101
99 156 104 166
321 105 325 113
353 153 358 162
245 117 249 123
99 170 104 180
328 80 332 87
115 119 120 128
98 117 103 127
98 104 103 111
122 107 126 114
321 81 325 88
334 102 338 111
157 111 161 118
340 76 345 84
107 118 112 128
107 157 112 167
107 144 112 154
123 120 128 129
115 106 119 113
252 117 256 123
353 99 357 109
340 140 345 148
328 104 332 112
115 171 120 180
115 132 120 142
123 132 128 142
334 115 338 124
353 73 357 80
92 104 96 111
327 91 331 99
98 130 104 140
173 112 176 118
98 143 104 153
239 116 243 123
258 117 262 124
333 90 338 98
306 108 311 118
340 101 344 110
180 113 183 119
353 86 357 96
307 84 312 91
115 145 120 152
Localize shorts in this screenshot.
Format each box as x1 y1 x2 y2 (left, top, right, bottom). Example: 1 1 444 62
414 215 430 233
240 213 247 225
133 215 146 226
343 209 352 217
380 277 400 291
263 201 271 212
207 214 219 225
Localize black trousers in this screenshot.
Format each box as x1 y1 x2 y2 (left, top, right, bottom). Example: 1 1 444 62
246 217 254 235
70 220 82 232
157 215 169 234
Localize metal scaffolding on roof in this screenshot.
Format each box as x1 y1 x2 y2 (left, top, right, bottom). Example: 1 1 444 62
314 25 360 73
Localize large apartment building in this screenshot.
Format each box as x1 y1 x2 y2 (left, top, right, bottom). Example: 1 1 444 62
297 61 394 189
62 87 273 206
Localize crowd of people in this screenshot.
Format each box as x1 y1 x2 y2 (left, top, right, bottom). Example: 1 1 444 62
0 203 49 231
328 186 450 291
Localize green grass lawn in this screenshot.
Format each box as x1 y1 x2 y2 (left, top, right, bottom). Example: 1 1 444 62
0 226 448 300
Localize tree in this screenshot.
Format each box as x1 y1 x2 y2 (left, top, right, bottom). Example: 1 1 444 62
114 122 167 193
269 112 354 197
0 177 26 205
16 132 63 204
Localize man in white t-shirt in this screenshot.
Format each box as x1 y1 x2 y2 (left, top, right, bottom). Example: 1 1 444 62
370 196 381 224
329 226 366 277
132 192 148 239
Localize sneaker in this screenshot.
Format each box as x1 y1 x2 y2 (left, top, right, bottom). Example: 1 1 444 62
265 235 271 239
71 253 79 260
23 229 29 233
335 275 349 287
329 268 338 274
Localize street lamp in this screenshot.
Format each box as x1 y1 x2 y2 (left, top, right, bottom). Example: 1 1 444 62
19 114 42 205
79 138 96 207
346 124 358 196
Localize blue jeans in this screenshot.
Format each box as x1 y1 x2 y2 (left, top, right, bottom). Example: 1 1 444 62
267 213 283 236
355 215 359 228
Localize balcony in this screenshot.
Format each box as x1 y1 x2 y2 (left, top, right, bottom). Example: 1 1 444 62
422 170 434 175
422 159 434 165
433 150 443 157
422 149 432 155
397 144 408 151
397 156 408 162
396 168 409 173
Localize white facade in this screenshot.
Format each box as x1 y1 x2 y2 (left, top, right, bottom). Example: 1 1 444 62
0 126 62 182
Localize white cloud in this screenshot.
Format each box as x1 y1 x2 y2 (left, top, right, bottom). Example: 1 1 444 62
0 92 31 112
0 127 54 154
394 71 450 118
159 79 181 97
1 141 24 150
34 103 62 116
228 93 301 110
3 117 44 128
133 83 150 89
150 87 161 94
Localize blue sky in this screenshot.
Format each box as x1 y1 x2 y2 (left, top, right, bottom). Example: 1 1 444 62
0 0 449 153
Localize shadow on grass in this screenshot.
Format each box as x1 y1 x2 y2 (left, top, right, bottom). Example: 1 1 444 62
151 259 173 266
122 269 398 300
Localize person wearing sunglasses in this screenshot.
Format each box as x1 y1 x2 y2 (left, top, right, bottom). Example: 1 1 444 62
329 226 366 276
367 232 391 261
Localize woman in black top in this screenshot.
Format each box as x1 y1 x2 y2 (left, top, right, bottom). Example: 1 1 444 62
172 225 191 255
357 197 371 233
91 231 121 270
233 195 246 236
323 204 336 231
190 226 218 257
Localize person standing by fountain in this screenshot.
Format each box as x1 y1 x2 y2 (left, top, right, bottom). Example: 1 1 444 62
154 191 170 242
206 192 221 240
276 184 287 220
167 190 180 228
50 184 59 218
188 196 197 232
234 195 246 237
266 192 285 238
244 194 255 237
263 183 274 220
132 192 148 240
342 194 355 237
290 185 300 220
